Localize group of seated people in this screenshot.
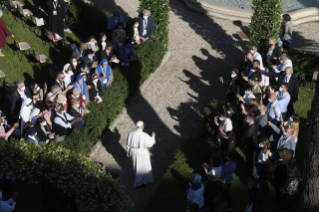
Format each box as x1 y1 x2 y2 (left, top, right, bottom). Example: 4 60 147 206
71 9 153 67
186 38 301 212
0 8 155 144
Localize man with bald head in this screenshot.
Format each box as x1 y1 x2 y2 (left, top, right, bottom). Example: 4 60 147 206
277 66 299 116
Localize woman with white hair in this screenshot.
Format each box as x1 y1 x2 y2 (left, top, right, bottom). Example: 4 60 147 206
46 85 62 102
0 10 15 56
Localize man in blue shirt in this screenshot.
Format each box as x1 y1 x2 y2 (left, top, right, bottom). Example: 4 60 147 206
108 10 126 31
275 83 291 121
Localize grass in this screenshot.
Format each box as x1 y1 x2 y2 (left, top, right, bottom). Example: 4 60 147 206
145 87 314 212
0 0 82 124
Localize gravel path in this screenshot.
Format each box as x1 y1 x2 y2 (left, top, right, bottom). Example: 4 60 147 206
87 0 319 211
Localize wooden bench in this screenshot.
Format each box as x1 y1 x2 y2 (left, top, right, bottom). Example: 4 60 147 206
236 31 250 41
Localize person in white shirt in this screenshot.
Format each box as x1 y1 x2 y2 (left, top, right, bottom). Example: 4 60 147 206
275 83 291 121
269 53 292 78
202 154 223 210
214 109 233 139
19 98 33 136
237 86 255 105
126 121 156 188
250 45 264 70
62 63 74 87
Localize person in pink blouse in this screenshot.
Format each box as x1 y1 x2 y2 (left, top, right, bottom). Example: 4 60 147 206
0 112 19 141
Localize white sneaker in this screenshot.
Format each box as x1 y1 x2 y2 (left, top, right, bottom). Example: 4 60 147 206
64 28 72 33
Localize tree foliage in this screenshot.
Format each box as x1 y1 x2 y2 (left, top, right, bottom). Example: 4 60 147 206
250 0 283 51
0 140 134 211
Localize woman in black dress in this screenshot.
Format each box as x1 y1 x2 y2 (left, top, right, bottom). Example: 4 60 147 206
47 0 65 38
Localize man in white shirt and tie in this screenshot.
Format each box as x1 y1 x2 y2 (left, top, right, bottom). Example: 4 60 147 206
275 83 291 121
126 121 156 188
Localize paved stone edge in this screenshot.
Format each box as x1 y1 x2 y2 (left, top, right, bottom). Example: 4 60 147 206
89 51 171 158
182 0 319 26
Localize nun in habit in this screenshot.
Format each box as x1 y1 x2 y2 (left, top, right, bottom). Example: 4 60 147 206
19 98 33 136
47 0 65 38
126 121 156 188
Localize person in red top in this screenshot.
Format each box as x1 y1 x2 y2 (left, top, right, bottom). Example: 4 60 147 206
0 10 15 56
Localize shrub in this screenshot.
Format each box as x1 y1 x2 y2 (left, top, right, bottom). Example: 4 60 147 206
250 0 283 52
66 0 111 40
138 0 170 49
289 51 319 86
0 140 134 211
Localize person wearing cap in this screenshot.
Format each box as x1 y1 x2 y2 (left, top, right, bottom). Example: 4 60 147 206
96 58 114 87
0 10 15 56
118 43 137 66
53 103 81 142
54 94 68 112
24 127 40 144
88 73 103 103
0 112 19 141
219 68 240 102
126 121 156 188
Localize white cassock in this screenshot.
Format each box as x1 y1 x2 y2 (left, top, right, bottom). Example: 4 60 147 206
126 128 155 187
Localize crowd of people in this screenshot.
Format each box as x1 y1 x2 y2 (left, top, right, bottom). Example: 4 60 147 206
0 7 154 210
186 14 300 212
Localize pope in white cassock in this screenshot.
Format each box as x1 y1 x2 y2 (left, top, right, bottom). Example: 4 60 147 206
126 121 156 188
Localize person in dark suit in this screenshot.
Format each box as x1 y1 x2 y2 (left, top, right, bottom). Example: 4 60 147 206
276 67 299 116
242 114 258 176
265 148 291 204
126 18 141 45
10 80 31 119
255 104 268 140
266 38 281 70
138 9 153 42
88 73 103 102
51 72 73 95
219 69 241 103
99 42 116 62
36 117 55 143
244 52 254 76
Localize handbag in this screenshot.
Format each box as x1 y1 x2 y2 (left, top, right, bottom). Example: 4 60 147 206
245 202 253 212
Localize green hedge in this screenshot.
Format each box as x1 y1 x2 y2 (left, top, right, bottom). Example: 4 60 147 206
0 140 134 211
289 51 319 86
